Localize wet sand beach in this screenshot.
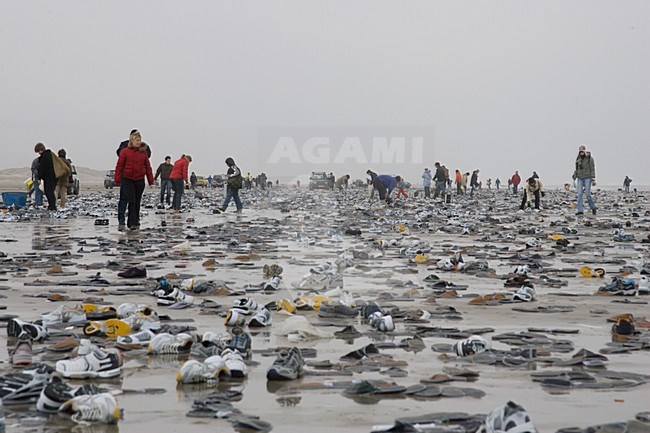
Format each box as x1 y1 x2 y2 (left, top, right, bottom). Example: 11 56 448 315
0 185 649 432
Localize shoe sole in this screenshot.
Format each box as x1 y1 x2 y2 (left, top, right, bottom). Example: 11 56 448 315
266 368 297 381
12 354 33 366
7 319 46 341
84 319 132 338
57 367 121 379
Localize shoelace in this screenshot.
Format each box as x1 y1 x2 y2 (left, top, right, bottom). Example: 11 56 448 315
72 404 105 423
156 342 187 354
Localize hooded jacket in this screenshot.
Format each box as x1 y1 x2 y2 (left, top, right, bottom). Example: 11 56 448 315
170 156 190 182
524 178 544 196
117 140 152 158
422 169 432 187
114 144 154 184
573 153 595 179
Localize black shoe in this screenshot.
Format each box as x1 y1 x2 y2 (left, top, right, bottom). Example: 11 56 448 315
117 266 147 278
576 211 584 216
592 208 597 215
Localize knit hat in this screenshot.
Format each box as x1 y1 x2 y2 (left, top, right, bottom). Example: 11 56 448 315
578 145 586 151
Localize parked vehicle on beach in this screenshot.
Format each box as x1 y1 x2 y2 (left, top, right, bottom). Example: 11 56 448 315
67 165 80 195
212 174 225 188
309 172 329 190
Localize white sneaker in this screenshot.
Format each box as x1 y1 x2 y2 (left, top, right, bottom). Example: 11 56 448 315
56 343 122 379
42 305 86 327
263 276 282 291
368 312 395 332
148 333 193 354
59 393 120 424
221 348 248 378
176 355 228 384
116 329 156 347
122 314 160 331
225 309 246 327
117 303 156 319
639 276 649 295
157 288 194 306
339 291 355 308
248 308 272 328
231 298 259 315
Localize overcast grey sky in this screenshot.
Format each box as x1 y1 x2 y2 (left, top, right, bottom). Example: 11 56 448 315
1 1 648 185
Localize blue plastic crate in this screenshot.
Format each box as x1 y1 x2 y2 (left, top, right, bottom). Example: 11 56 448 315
1 192 28 207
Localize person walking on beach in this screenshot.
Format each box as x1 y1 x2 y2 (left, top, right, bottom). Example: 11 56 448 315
461 172 469 194
54 149 73 209
470 169 480 197
495 178 501 190
30 156 44 207
219 157 243 213
520 176 544 211
486 178 492 190
169 154 192 211
511 171 521 195
432 162 446 199
572 145 597 215
116 129 152 227
623 176 632 193
114 131 154 230
190 172 198 189
422 168 432 199
442 165 451 190
455 170 462 195
34 143 57 211
154 156 173 207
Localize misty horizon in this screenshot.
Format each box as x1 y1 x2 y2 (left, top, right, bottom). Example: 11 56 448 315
1 1 648 186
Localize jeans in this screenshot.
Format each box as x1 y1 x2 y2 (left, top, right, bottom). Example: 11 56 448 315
118 181 127 223
423 186 430 198
576 177 596 213
31 184 43 206
123 178 145 228
171 178 184 210
433 180 445 198
160 179 171 204
222 186 243 211
513 184 518 195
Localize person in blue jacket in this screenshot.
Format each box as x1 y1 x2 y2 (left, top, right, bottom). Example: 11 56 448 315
373 174 400 204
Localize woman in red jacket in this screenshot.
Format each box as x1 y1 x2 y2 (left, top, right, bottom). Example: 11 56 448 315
114 130 154 230
169 154 192 211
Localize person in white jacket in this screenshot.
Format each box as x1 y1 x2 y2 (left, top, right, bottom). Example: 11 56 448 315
520 177 544 211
